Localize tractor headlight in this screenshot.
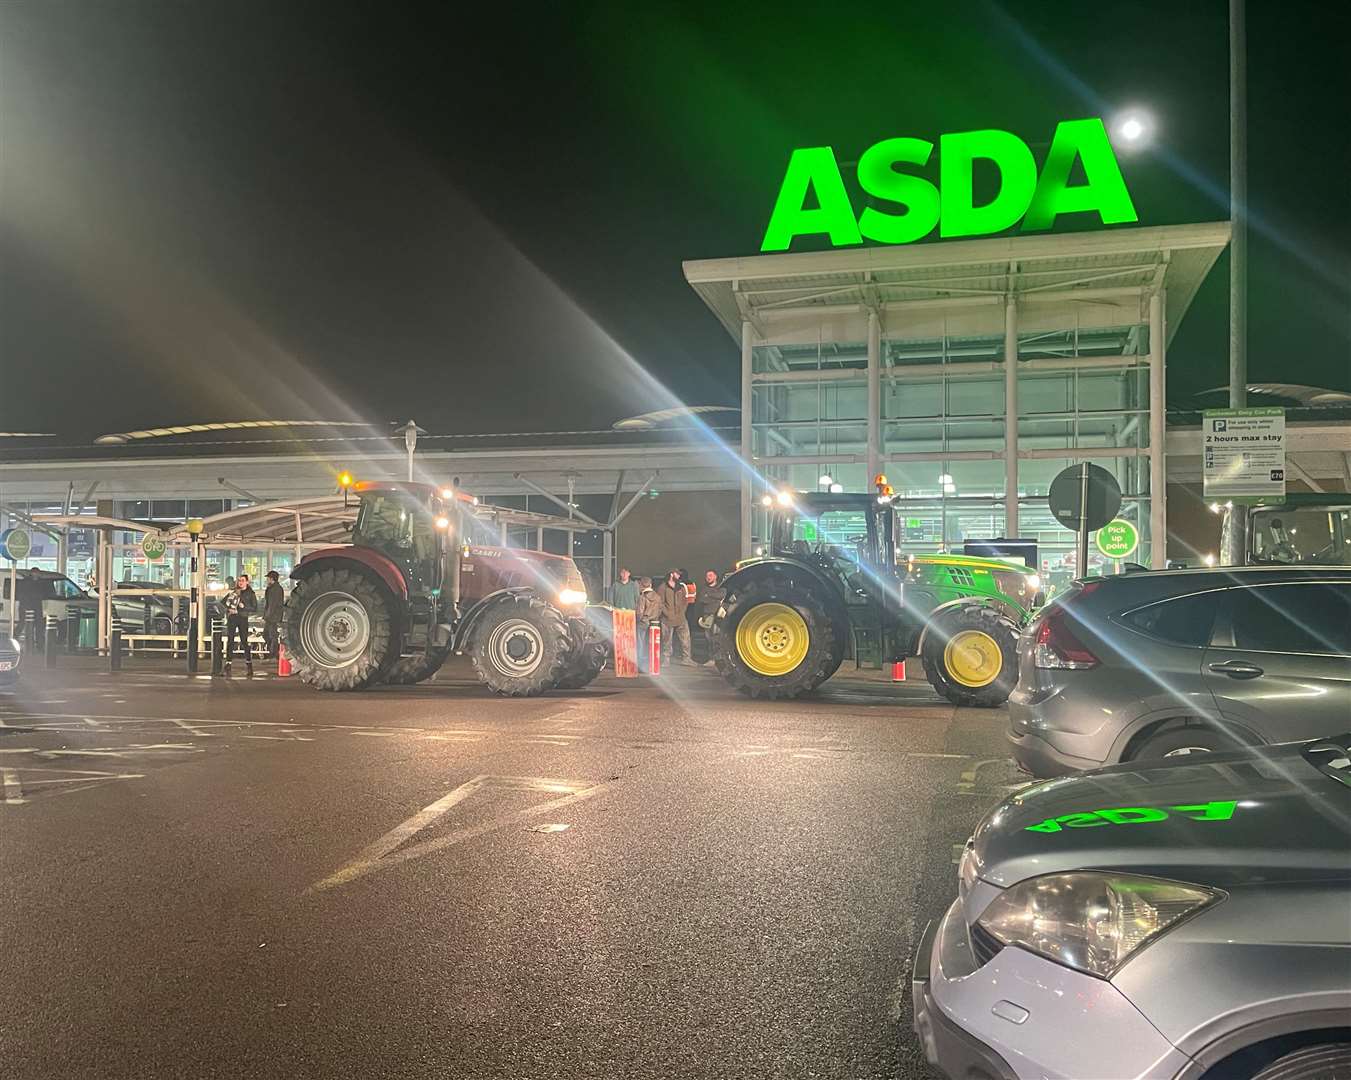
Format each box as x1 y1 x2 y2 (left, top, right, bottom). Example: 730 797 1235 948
978 872 1219 978
557 588 588 607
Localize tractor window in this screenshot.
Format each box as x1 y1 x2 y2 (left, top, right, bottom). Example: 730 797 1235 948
1249 507 1351 566
791 510 873 563
355 495 415 549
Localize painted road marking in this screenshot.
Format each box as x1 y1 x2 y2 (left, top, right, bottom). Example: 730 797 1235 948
310 775 607 892
0 767 145 806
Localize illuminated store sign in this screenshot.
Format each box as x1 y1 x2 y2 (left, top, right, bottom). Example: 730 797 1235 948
762 118 1137 251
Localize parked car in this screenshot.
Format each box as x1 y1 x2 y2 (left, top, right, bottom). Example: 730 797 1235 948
0 633 20 688
0 570 181 639
1007 567 1351 778
913 734 1351 1080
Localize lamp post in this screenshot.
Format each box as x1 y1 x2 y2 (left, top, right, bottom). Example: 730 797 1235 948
185 517 204 673
1229 0 1247 410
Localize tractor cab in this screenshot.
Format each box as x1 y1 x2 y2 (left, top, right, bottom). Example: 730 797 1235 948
767 491 896 583
1218 494 1351 566
350 482 450 605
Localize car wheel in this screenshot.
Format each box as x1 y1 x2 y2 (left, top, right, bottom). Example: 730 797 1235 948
1132 725 1244 761
1247 1042 1351 1080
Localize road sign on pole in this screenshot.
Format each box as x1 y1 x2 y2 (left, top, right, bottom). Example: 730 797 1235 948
141 532 167 561
1048 464 1123 577
1203 407 1284 501
1 528 31 562
1096 519 1140 560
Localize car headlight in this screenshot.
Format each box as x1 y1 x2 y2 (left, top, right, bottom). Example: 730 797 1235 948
977 872 1220 978
557 588 588 607
7 636 20 654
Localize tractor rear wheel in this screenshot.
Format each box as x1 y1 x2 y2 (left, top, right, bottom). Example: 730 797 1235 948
470 595 569 697
714 578 840 700
921 605 1019 708
555 618 607 690
283 567 398 691
383 645 452 686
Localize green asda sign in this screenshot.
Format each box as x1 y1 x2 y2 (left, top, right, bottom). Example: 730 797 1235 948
762 118 1137 252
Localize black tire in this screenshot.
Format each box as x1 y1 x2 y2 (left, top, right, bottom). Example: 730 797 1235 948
921 605 1019 708
713 577 841 700
470 594 569 697
1131 724 1245 761
556 620 607 691
383 645 452 686
283 567 398 691
1248 1043 1351 1080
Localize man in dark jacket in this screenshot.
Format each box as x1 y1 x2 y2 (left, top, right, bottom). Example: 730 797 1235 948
658 569 694 667
223 573 259 676
696 570 726 667
262 570 285 658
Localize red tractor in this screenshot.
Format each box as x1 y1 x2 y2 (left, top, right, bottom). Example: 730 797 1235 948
282 481 607 695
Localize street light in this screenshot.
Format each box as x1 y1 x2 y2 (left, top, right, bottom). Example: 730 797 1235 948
818 473 834 488
1111 110 1153 149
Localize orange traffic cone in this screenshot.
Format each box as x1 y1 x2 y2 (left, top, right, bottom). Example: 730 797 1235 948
277 643 293 677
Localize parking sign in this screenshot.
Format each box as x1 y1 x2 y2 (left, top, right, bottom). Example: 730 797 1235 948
1202 408 1285 501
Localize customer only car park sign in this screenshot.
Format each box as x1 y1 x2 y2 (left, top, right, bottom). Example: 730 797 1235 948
1202 408 1285 501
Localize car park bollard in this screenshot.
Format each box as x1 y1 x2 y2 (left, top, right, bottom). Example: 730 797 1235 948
109 628 124 672
647 623 661 675
23 607 37 646
66 608 80 654
45 615 58 668
210 631 224 675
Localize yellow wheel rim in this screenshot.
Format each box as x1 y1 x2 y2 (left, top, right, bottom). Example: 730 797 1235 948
735 602 810 677
943 629 1003 688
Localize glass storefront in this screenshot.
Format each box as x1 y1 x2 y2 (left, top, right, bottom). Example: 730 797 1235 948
750 316 1157 586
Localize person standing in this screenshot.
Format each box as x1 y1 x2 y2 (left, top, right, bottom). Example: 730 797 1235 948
635 576 659 672
262 570 285 658
658 569 694 667
223 573 258 676
611 567 639 611
696 569 726 667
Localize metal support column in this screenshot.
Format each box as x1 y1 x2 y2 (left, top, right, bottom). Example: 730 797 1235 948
96 531 110 653
739 320 754 559
1004 297 1019 538
866 310 882 486
1149 291 1168 569
1229 0 1247 409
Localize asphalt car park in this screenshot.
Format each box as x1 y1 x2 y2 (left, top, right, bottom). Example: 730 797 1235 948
0 658 1023 1080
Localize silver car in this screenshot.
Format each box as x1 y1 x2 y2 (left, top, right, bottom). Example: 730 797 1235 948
913 735 1351 1080
1007 567 1351 778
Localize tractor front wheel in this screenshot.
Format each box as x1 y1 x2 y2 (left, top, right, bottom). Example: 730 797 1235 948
714 579 840 700
470 595 570 697
555 618 607 690
283 568 398 691
921 605 1019 708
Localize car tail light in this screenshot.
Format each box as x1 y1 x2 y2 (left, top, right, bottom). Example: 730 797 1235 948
1033 606 1099 669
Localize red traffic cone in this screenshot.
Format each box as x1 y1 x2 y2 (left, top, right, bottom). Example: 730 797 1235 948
277 643 293 677
890 660 906 682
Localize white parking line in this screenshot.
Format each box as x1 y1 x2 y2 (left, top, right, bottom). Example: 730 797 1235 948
2 769 25 805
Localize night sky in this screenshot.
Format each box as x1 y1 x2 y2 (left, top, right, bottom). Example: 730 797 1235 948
2 0 1348 444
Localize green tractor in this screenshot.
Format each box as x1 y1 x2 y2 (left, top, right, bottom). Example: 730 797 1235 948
712 489 1043 706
